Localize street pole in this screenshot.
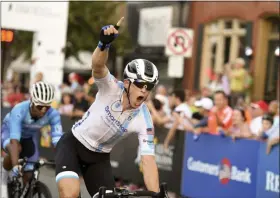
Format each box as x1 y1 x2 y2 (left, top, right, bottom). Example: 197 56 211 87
173 1 185 89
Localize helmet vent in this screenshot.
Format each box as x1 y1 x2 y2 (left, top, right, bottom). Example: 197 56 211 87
143 60 154 78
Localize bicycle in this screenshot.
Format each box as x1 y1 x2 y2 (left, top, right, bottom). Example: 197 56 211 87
7 157 54 198
92 183 169 198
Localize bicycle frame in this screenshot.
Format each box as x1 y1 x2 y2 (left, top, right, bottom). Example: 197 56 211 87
9 160 42 198
22 162 41 198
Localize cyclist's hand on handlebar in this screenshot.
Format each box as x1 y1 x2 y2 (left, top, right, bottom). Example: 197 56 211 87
10 165 22 178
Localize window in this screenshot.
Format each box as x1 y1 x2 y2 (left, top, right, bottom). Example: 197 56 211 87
200 19 247 86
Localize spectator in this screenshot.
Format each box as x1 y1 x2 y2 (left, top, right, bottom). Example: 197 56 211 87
187 94 199 113
164 90 192 149
146 98 171 127
200 86 212 99
257 114 274 139
229 58 247 106
257 113 279 154
249 100 268 135
207 90 233 135
228 108 253 140
185 97 214 135
155 84 171 116
68 72 80 92
71 86 89 121
3 84 25 107
244 69 254 103
33 72 44 83
208 72 224 94
59 93 74 116
235 97 252 124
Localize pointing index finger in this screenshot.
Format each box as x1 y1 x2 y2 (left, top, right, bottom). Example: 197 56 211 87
116 17 124 28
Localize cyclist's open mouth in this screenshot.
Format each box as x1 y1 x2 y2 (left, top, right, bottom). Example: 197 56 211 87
137 96 144 102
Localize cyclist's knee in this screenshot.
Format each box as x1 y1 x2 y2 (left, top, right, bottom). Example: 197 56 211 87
58 178 80 198
3 155 12 170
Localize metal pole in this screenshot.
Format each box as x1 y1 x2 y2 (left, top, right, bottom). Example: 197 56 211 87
173 1 185 89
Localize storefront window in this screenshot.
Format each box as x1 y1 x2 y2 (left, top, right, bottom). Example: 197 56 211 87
200 19 247 86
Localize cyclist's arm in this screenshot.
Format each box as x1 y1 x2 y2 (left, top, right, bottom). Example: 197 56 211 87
49 109 63 147
92 47 109 79
138 106 159 192
7 105 25 167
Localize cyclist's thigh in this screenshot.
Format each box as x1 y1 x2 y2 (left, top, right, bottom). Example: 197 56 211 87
20 137 37 171
81 157 114 197
55 132 80 196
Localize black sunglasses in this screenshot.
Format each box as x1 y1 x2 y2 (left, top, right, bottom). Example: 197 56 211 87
133 81 155 91
35 105 51 111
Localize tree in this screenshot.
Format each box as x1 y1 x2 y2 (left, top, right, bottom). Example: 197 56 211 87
5 1 132 63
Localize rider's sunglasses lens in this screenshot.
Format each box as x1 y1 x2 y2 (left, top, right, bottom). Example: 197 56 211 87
36 105 50 111
133 81 155 91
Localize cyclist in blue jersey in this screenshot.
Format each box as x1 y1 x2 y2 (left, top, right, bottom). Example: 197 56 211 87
55 17 160 198
1 81 63 185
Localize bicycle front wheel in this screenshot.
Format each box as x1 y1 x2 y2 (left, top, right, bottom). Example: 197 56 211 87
32 181 52 198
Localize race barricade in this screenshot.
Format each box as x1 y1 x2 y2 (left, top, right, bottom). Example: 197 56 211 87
181 132 279 198
110 126 185 194
256 142 279 198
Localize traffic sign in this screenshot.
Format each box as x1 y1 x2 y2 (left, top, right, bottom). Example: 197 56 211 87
165 28 193 57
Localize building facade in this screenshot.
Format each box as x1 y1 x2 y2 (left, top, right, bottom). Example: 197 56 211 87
185 2 279 101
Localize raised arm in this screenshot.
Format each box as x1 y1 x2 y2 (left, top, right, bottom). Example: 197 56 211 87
92 17 124 79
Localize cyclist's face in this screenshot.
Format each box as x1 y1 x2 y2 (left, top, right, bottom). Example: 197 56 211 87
124 80 152 108
31 103 50 118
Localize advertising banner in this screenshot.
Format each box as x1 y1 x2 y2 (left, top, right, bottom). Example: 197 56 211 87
181 133 260 198
256 143 280 198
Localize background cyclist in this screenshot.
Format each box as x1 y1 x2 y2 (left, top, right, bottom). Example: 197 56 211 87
55 17 160 198
1 81 63 188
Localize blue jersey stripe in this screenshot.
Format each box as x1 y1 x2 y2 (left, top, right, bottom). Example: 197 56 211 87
142 105 153 129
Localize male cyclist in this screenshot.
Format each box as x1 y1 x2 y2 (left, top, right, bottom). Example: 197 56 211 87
55 17 160 198
1 81 63 188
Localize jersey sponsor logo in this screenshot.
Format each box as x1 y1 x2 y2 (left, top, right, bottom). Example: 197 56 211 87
187 157 252 184
142 134 154 150
73 111 90 130
105 106 127 133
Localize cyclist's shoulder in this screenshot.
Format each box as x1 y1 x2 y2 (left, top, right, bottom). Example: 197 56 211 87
46 107 61 119
133 103 153 128
11 100 30 113
96 72 124 89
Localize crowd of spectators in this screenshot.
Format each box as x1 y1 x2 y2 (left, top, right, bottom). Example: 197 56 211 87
2 58 279 156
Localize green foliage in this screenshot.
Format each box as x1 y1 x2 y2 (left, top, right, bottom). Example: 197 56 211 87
7 1 132 62
64 1 132 61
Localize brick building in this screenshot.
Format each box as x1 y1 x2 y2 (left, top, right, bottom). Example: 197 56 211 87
126 2 279 101
185 2 279 101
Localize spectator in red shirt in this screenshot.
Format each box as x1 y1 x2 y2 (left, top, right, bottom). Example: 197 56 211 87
207 90 233 135
4 85 25 107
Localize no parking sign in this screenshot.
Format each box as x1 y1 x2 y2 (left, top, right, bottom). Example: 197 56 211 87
165 28 193 57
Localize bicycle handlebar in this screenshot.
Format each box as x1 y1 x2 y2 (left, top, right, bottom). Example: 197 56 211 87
96 183 168 198
18 158 55 166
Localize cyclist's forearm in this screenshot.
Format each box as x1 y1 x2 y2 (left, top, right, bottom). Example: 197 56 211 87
142 156 159 192
92 47 109 74
7 139 20 167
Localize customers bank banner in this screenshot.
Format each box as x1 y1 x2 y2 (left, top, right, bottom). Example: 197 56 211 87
181 133 260 198
256 143 279 198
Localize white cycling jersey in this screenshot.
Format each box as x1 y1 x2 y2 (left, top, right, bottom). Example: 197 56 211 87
72 72 155 155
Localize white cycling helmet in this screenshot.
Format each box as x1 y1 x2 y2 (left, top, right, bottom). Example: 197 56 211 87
123 59 159 85
31 81 55 106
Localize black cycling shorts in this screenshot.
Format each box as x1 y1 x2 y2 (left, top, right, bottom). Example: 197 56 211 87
55 131 114 196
